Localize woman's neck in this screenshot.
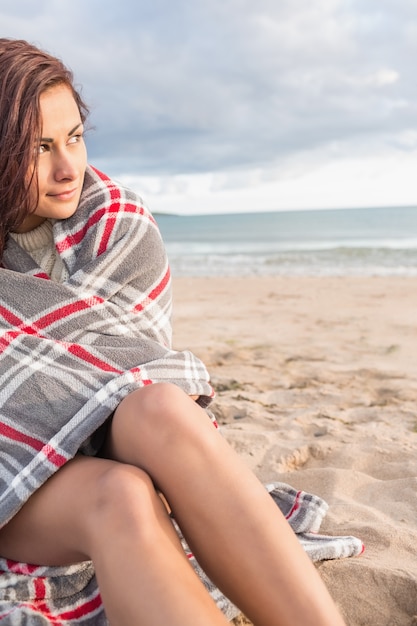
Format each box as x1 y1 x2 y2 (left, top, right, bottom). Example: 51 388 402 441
13 214 47 234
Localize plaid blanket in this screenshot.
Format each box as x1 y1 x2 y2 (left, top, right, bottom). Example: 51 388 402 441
0 167 364 622
0 165 213 530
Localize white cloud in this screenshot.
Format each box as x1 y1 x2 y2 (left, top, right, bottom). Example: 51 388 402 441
1 0 417 211
119 143 417 215
373 68 400 86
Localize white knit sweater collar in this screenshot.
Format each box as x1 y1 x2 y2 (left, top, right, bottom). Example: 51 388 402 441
10 219 54 252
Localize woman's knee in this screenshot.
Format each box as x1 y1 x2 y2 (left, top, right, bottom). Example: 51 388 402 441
90 463 157 525
0 457 158 564
104 383 216 469
126 382 191 416
83 462 171 558
118 383 205 439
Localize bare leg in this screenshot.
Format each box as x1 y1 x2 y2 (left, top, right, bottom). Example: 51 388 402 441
0 455 229 626
102 383 347 626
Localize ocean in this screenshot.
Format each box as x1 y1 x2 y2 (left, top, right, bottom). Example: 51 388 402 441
155 205 417 277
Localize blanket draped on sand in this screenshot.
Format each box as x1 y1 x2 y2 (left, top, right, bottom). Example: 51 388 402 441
0 166 363 623
0 483 363 624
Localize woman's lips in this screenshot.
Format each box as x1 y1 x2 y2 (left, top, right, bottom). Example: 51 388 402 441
48 187 78 201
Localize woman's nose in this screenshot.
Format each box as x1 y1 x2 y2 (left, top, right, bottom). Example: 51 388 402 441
53 150 78 181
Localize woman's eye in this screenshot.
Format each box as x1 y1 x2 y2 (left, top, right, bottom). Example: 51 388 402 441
39 143 49 154
68 133 83 144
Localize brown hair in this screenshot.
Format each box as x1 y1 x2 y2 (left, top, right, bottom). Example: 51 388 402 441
0 38 89 259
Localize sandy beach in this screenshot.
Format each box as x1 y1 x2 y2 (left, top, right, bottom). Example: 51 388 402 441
172 275 417 626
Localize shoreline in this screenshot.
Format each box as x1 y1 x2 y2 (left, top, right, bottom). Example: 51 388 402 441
172 276 417 625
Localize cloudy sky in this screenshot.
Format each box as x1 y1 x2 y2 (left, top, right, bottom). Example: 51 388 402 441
2 0 417 214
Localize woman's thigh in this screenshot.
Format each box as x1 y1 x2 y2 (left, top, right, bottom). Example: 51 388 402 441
0 455 123 566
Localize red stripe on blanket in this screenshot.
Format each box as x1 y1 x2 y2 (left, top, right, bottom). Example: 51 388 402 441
149 265 171 300
56 202 149 255
34 577 47 600
16 581 102 622
18 600 62 626
6 577 99 625
285 490 302 520
130 369 153 386
133 266 171 312
55 207 115 252
0 300 105 336
0 330 20 352
97 202 150 256
5 559 39 574
0 422 44 451
33 272 51 280
58 590 103 620
34 299 105 330
0 305 24 327
97 214 117 256
67 344 123 373
12 605 59 625
0 330 119 375
31 578 65 625
0 326 120 375
91 164 110 182
96 176 122 255
3 579 56 625
0 423 67 466
42 445 67 467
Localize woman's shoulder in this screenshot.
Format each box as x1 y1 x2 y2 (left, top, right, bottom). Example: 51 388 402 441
77 164 155 227
82 165 146 206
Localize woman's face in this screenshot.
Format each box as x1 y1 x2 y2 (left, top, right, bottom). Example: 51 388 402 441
16 83 87 233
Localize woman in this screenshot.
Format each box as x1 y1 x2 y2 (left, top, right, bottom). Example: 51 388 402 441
0 38 349 625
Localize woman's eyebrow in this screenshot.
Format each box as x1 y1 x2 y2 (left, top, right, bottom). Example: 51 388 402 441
40 122 83 143
68 122 83 136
